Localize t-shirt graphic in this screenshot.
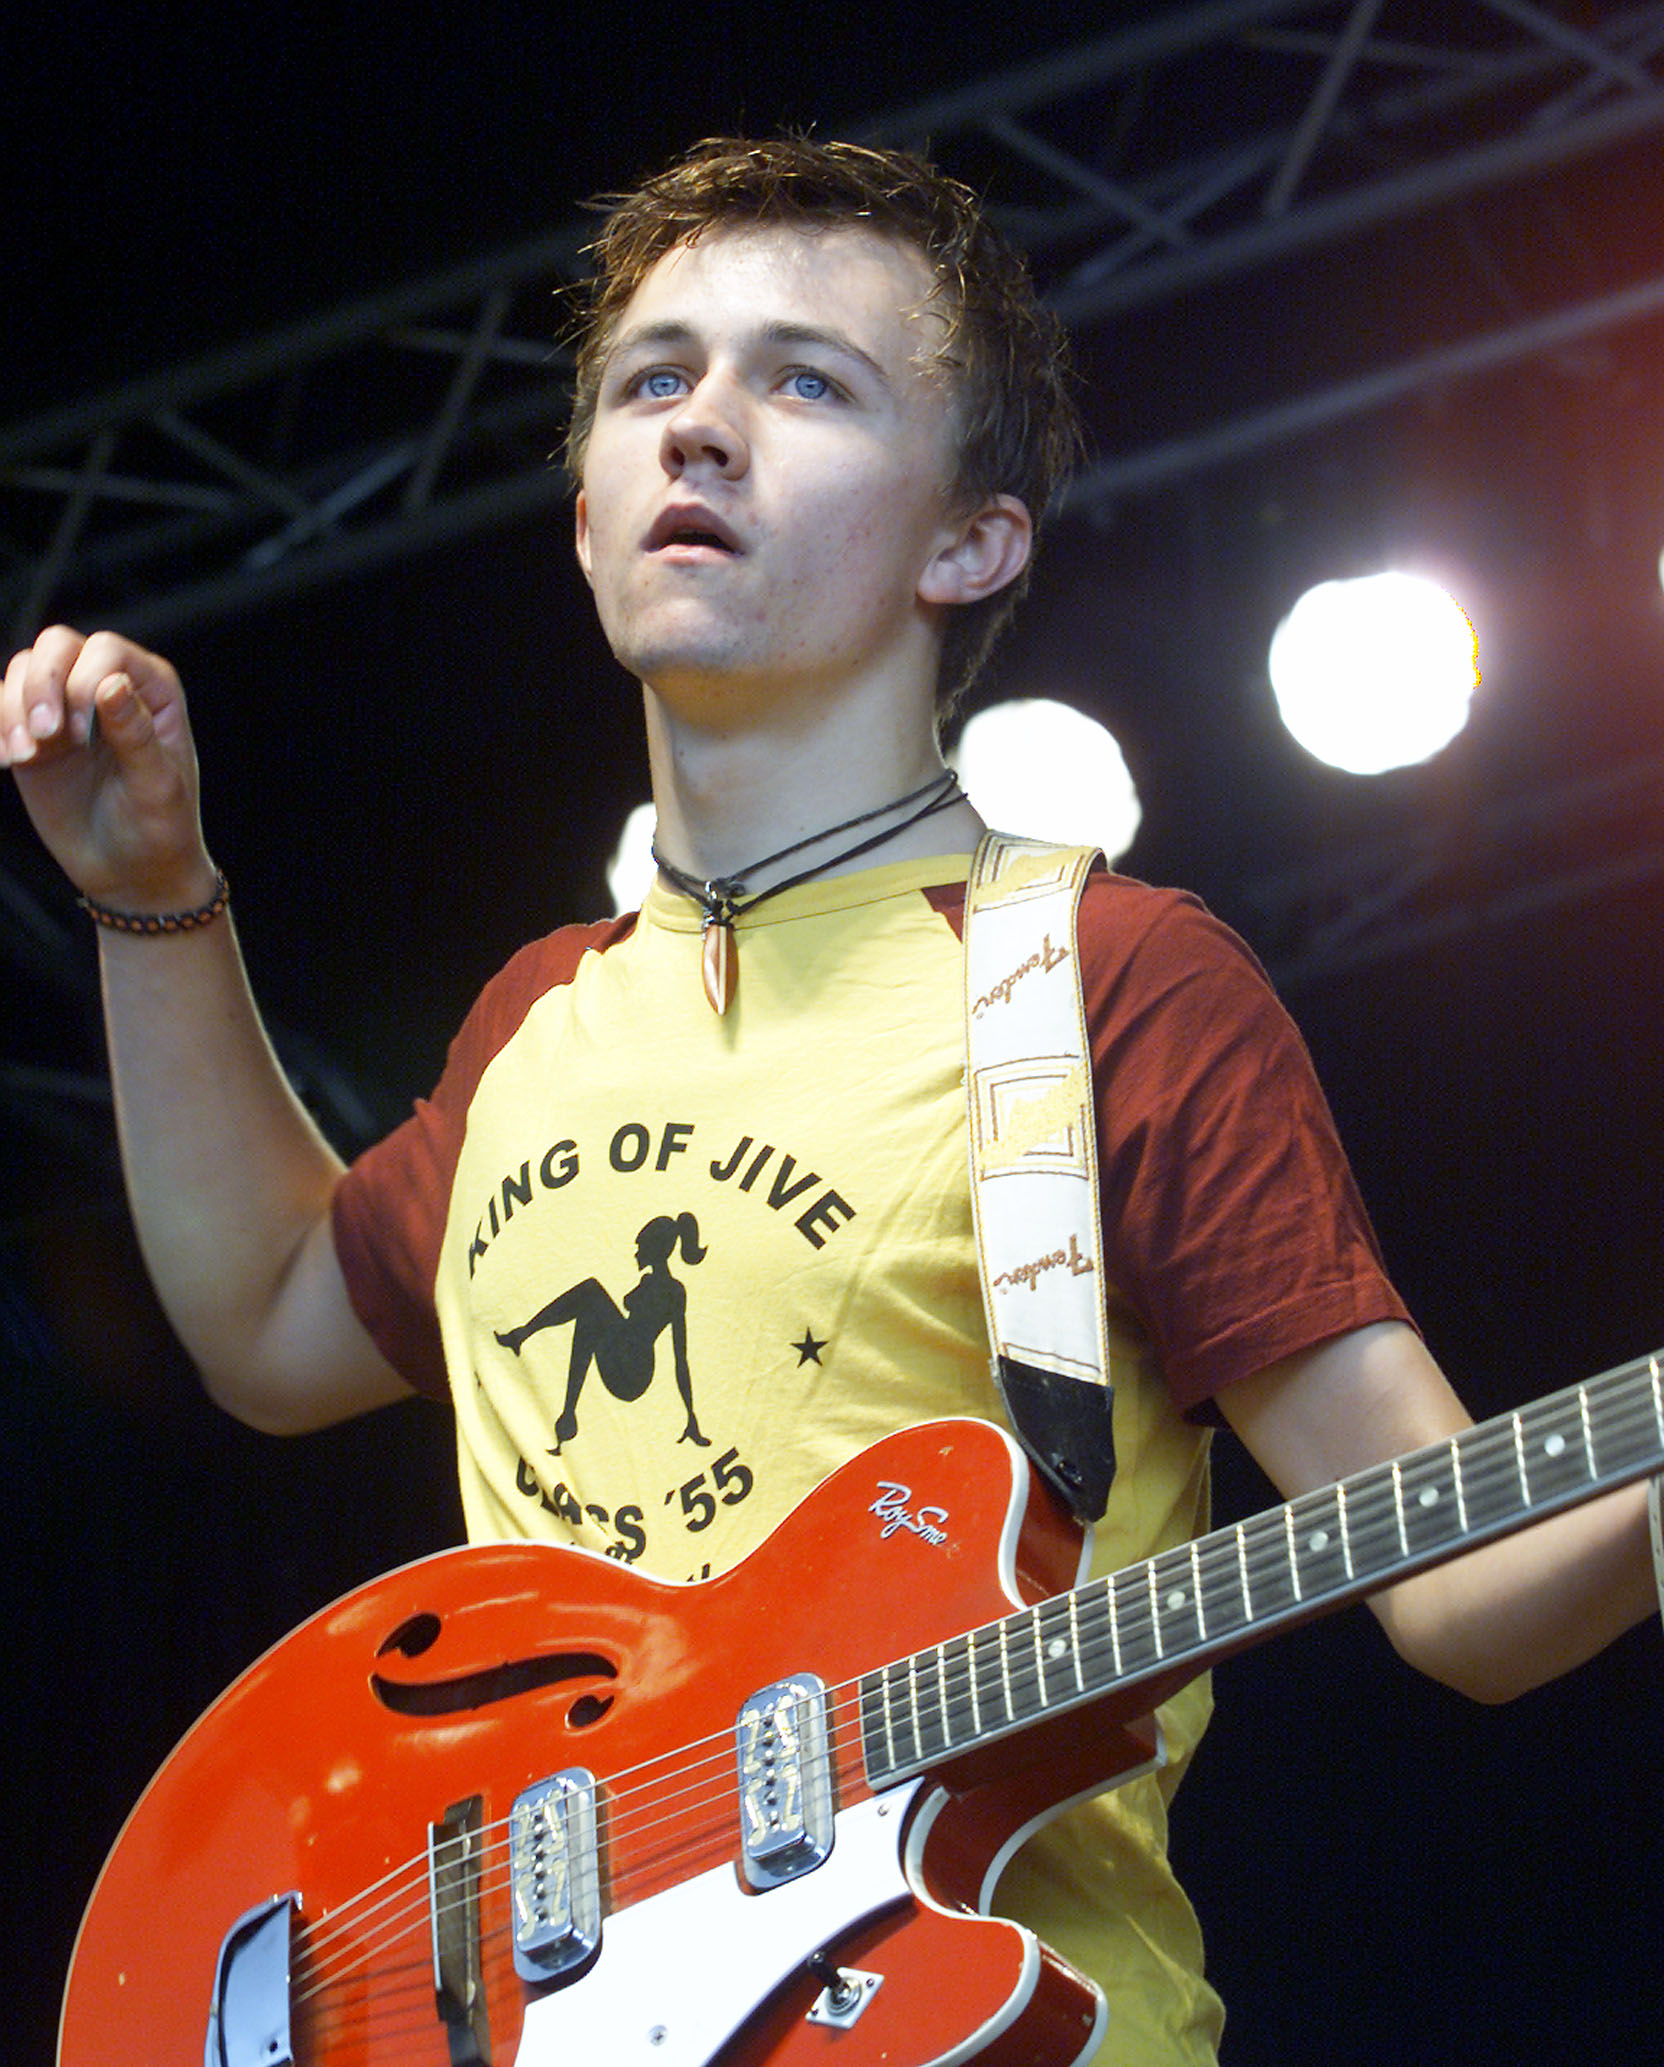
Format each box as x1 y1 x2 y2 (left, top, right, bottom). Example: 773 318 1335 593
495 1212 711 1453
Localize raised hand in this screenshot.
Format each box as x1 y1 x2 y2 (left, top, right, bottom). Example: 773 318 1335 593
2 624 216 912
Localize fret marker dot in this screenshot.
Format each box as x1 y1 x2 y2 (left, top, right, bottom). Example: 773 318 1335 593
1046 1637 1067 1660
1418 1487 1439 1508
1165 1589 1188 1612
1307 1529 1330 1552
1544 1432 1567 1458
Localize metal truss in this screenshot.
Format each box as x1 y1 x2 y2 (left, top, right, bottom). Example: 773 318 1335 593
6 0 1664 1143
1233 755 1664 993
6 0 1664 647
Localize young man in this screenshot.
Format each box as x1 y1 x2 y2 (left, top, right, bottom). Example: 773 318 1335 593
4 139 1656 2062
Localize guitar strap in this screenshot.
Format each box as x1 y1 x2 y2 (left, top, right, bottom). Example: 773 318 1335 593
964 831 1116 1522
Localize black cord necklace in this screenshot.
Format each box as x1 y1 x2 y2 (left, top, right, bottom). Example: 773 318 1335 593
651 768 966 1014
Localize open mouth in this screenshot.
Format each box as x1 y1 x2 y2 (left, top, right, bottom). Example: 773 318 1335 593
649 509 741 555
663 529 735 552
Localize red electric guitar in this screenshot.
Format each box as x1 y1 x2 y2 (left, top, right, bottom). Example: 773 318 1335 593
60 1346 1664 2067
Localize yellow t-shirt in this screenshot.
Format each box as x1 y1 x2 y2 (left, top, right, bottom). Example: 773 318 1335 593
336 854 1406 2062
438 858 1216 2059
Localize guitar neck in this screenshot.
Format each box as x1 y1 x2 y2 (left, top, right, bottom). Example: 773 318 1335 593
861 1347 1664 1786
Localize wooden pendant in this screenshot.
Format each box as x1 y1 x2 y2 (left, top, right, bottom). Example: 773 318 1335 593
701 918 736 1015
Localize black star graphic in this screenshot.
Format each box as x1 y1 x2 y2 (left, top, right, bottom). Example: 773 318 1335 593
792 1329 828 1366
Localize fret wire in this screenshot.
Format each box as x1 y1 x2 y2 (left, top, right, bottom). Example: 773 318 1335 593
907 1652 922 1767
1284 1503 1302 1602
1147 1560 1164 1659
936 1642 951 1745
1450 1436 1468 1535
1235 1522 1252 1622
858 1358 1664 1783
1031 1607 1048 1710
1119 1389 1640 1678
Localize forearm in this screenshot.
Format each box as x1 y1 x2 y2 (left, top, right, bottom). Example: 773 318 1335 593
7 630 410 1430
1226 1325 1660 1705
1371 1478 1656 1703
97 906 349 1409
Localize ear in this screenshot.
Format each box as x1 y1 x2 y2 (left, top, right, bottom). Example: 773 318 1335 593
574 489 594 588
916 494 1032 608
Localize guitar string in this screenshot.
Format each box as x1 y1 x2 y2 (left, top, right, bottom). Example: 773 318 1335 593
294 1676 785 1979
841 1380 1664 1758
290 1667 882 1994
292 1377 1664 2009
290 1377 1664 2002
288 1701 874 2005
285 1371 1663 2005
292 1671 884 1974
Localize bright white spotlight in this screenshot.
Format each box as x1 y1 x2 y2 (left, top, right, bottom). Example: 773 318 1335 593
953 698 1142 860
608 801 657 914
1269 571 1480 774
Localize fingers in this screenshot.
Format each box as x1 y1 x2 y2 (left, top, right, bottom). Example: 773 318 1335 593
2 625 179 767
2 623 84 762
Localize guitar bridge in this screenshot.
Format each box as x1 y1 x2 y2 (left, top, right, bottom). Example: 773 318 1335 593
736 1675 833 1889
509 1768 602 1982
430 1796 489 2062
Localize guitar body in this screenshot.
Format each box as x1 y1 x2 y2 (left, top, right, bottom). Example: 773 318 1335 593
60 1418 1153 2067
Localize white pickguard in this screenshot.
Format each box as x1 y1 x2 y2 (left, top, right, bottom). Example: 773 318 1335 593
514 1784 921 2067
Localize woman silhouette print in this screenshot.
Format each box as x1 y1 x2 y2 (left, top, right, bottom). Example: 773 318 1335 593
495 1212 710 1453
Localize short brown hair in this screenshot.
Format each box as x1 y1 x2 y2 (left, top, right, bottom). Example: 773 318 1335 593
565 136 1081 712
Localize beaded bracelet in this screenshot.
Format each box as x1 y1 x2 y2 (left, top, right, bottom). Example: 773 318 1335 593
78 869 230 935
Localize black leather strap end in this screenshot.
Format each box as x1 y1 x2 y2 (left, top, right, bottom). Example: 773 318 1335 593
995 1357 1116 1523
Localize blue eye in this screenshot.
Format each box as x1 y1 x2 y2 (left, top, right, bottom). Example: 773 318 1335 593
637 368 687 400
785 369 834 401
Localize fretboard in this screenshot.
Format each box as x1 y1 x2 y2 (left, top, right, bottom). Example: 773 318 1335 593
859 1346 1664 1787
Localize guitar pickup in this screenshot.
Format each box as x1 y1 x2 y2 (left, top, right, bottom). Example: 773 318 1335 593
736 1675 833 1889
508 1769 602 1982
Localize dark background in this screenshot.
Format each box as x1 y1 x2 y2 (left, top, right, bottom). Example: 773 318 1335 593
6 4 1664 2062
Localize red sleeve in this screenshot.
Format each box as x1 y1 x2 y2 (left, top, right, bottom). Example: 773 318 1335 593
1077 876 1411 1413
330 916 635 1399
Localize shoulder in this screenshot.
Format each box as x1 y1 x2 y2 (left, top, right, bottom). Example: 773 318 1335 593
442 911 639 1099
1077 868 1259 970
1075 869 1289 1039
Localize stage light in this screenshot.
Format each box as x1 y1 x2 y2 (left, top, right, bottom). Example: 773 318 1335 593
608 698 1142 916
608 801 657 914
1269 572 1480 774
953 699 1142 859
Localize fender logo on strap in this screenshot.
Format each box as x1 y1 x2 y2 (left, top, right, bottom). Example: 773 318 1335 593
992 1233 1097 1294
970 931 1072 1017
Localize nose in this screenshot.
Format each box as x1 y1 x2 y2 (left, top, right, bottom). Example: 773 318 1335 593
660 375 749 480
